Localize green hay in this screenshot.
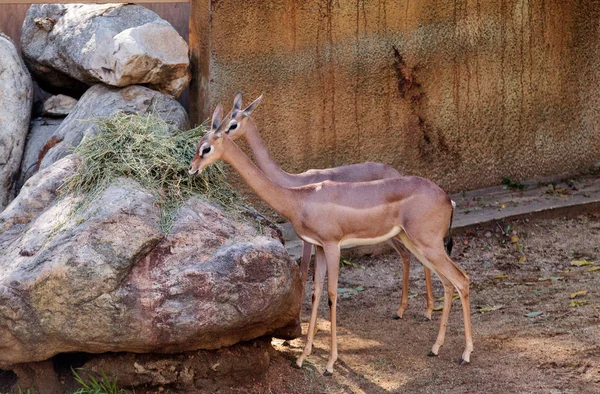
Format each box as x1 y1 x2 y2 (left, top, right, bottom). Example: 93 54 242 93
59 112 241 232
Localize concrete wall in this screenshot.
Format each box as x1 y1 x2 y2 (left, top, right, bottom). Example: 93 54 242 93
197 0 600 192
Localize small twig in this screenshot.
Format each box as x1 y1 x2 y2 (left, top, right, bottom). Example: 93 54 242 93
496 221 506 235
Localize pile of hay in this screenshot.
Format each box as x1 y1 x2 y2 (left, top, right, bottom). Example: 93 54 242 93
60 112 240 231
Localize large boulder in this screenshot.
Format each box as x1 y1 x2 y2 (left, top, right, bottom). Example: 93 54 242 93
38 84 189 170
0 33 33 211
21 4 190 98
0 158 302 368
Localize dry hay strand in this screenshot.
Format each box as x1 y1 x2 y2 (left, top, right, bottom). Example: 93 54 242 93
59 112 242 232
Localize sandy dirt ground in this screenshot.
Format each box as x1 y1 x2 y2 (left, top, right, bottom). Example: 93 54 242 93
237 213 600 393
2 214 598 394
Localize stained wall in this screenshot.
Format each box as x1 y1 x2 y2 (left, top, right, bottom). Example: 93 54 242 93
204 0 600 192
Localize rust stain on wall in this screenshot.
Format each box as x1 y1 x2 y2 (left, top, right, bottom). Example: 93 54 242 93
391 45 454 163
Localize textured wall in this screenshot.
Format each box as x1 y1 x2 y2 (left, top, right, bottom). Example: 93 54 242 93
205 0 600 192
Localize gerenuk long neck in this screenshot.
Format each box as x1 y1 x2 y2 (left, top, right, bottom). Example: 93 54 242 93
242 118 297 187
220 135 298 220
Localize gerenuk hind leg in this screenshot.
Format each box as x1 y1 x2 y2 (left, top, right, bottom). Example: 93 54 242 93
398 232 473 364
298 241 313 320
389 238 435 321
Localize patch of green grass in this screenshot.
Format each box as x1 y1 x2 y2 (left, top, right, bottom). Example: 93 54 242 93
59 112 241 232
71 369 124 394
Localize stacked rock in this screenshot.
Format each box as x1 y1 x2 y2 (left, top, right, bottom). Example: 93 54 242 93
0 4 301 393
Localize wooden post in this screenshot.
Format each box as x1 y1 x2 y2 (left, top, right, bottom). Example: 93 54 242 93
188 0 210 126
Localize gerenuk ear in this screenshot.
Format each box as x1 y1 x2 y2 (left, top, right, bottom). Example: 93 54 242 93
222 108 234 129
215 111 231 137
243 94 264 116
233 91 243 112
211 104 224 131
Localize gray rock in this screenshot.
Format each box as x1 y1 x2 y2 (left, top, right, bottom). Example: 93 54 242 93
0 33 33 211
15 117 63 192
42 95 77 117
39 84 189 170
0 166 301 368
0 156 77 239
21 4 190 98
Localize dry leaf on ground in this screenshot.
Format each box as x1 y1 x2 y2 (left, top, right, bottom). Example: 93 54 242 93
571 260 594 267
570 290 588 299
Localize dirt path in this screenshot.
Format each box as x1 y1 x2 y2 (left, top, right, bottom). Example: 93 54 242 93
241 213 600 393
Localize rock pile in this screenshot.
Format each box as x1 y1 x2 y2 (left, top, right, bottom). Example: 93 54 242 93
38 84 190 170
0 4 301 393
21 4 190 98
10 3 193 199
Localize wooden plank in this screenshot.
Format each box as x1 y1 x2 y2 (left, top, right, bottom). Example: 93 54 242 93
146 2 190 111
146 3 189 42
0 4 28 47
189 0 210 125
